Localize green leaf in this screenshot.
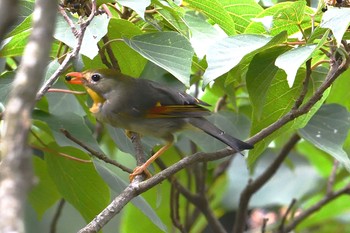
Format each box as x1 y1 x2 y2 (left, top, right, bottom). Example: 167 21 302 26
118 0 151 19
54 14 110 59
107 18 146 77
184 0 236 35
0 30 30 57
124 32 194 86
299 104 350 171
5 14 32 38
221 0 263 34
245 1 313 36
247 46 290 118
94 161 167 232
203 34 273 86
28 157 61 219
225 31 288 85
248 67 329 166
157 3 188 37
275 44 317 87
0 71 15 105
320 7 350 47
33 110 102 153
45 146 110 222
184 11 227 59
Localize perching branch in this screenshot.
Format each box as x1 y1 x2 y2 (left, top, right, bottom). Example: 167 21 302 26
0 0 57 232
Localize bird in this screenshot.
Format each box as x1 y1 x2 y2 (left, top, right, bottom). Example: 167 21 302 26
65 69 253 181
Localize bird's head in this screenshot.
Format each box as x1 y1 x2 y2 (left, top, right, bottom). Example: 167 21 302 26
65 68 122 113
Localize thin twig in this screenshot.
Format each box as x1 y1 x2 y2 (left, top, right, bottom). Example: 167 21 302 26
293 59 311 110
36 0 97 101
281 185 350 233
327 160 339 195
58 6 78 37
47 88 86 95
50 199 65 233
60 128 132 173
261 218 268 233
102 35 119 70
170 182 187 233
233 134 301 233
278 198 297 232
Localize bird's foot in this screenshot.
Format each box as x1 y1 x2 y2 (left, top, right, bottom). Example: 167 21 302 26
129 165 152 182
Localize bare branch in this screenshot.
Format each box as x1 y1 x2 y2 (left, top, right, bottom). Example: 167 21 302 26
278 198 297 231
60 128 133 173
247 53 348 146
233 134 301 233
0 0 57 232
327 160 339 194
280 185 350 233
36 0 98 101
50 199 65 233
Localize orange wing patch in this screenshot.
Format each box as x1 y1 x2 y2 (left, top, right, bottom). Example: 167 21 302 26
146 102 210 118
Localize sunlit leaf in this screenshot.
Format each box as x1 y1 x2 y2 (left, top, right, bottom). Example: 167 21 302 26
184 0 236 35
124 32 194 86
320 7 350 47
54 14 110 59
299 104 350 171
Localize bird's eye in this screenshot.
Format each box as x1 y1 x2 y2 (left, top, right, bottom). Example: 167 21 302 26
65 76 72 81
91 74 101 82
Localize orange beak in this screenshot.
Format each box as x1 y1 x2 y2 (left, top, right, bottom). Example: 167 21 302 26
65 72 85 85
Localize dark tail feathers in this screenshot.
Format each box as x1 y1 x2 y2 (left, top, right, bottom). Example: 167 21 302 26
188 118 253 152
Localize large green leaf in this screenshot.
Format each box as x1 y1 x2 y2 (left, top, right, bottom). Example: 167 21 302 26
5 14 32 39
124 32 194 86
248 67 329 166
28 157 61 219
45 145 110 222
221 0 263 34
320 7 350 47
0 30 31 57
54 14 110 59
299 104 350 171
245 1 313 36
203 35 271 85
247 46 290 118
184 11 227 59
275 44 318 87
184 0 236 35
118 0 151 19
156 2 188 37
107 18 146 77
225 31 288 85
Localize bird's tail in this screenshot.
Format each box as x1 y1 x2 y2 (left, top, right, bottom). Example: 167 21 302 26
188 118 253 152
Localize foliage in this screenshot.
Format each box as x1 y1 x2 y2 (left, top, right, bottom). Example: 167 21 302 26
1 0 350 232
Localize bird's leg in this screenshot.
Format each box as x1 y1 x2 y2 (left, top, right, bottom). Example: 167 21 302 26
129 143 172 181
